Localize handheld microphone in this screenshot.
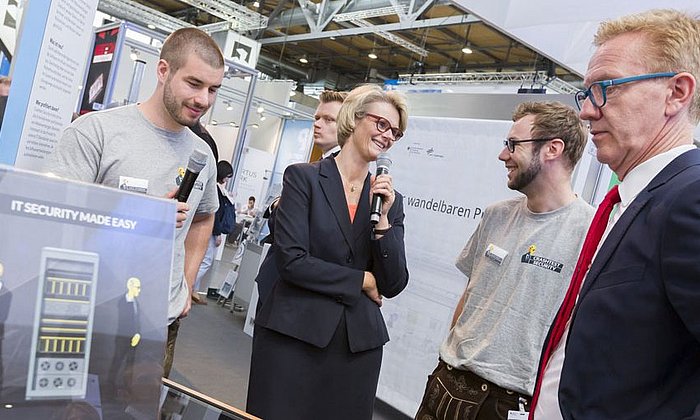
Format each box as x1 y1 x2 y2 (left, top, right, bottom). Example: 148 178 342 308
176 149 208 202
370 153 392 224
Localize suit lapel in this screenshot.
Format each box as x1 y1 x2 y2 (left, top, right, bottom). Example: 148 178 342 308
578 148 700 299
318 158 355 252
577 191 651 299
352 174 372 246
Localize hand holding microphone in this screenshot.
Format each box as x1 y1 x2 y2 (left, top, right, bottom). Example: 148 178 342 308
167 149 208 228
176 149 208 202
370 152 394 225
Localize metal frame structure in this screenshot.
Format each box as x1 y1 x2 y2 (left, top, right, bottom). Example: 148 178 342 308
396 71 579 94
176 0 268 31
98 0 190 33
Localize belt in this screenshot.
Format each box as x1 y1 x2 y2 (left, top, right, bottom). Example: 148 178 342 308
439 360 531 406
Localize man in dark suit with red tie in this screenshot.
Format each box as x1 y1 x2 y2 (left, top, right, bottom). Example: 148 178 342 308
530 9 700 419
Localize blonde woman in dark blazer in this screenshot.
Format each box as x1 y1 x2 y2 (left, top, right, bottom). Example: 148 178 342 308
246 85 409 420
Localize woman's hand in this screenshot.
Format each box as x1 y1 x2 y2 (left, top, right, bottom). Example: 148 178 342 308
362 272 383 306
370 173 395 228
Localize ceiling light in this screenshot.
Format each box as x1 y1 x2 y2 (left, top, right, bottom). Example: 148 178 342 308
129 49 138 61
461 44 473 54
329 36 336 40
253 1 260 7
211 120 218 126
289 90 297 97
259 115 266 121
368 52 378 60
147 24 156 30
299 55 308 64
229 122 238 127
249 123 259 129
257 106 265 113
4 404 13 409
226 104 233 111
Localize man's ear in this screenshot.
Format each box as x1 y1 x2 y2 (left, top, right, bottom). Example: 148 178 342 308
156 59 170 84
665 72 696 118
542 138 565 162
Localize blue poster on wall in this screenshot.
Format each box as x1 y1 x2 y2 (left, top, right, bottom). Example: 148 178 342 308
0 52 9 76
269 119 313 191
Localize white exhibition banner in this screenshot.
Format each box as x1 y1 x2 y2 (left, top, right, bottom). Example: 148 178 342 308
0 0 97 169
234 146 275 213
376 116 519 416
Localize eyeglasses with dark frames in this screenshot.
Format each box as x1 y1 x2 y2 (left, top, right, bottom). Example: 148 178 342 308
503 138 555 153
365 112 403 141
574 72 677 110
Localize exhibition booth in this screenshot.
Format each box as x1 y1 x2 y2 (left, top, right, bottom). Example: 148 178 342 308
0 0 698 419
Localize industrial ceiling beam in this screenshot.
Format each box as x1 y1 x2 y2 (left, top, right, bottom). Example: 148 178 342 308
349 18 427 57
98 0 191 33
395 71 578 94
260 14 478 44
176 0 268 31
267 0 451 29
333 4 408 22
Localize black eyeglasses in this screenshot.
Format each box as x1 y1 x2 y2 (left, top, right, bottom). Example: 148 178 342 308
365 113 403 141
503 138 554 153
574 72 677 110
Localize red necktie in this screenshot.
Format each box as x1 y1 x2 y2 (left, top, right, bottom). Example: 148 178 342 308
529 185 621 417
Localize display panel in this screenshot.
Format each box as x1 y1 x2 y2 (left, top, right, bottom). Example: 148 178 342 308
0 166 175 419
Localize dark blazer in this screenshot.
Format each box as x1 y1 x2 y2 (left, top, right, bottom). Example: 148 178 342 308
558 148 700 419
255 157 409 353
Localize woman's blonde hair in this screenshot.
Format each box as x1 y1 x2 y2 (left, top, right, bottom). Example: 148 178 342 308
336 85 408 147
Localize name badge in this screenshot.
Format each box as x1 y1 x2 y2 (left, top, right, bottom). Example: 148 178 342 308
507 411 528 420
119 176 148 194
485 243 508 265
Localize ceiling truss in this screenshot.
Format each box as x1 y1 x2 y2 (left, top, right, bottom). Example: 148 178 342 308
396 71 579 94
259 14 478 44
98 0 190 33
175 0 268 31
96 0 580 89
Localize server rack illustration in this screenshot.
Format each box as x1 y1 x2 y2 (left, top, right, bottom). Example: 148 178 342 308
25 248 99 400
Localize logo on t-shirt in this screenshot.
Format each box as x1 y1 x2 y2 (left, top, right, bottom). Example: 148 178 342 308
175 167 185 186
521 244 564 273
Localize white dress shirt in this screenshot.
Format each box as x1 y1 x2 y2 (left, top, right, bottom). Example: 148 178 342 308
321 145 341 159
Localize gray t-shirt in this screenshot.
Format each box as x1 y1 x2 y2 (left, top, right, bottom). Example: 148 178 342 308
440 196 594 395
47 104 218 324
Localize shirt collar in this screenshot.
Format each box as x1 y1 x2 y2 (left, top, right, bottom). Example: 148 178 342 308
321 145 341 159
618 145 695 207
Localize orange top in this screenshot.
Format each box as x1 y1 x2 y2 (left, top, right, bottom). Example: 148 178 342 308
348 203 358 223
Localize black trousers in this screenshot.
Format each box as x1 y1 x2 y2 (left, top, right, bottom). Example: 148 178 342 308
415 360 531 420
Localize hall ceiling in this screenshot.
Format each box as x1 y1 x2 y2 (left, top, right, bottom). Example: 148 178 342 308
98 0 582 90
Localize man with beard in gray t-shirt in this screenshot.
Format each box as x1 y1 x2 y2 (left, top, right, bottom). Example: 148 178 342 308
415 101 594 420
48 28 224 378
